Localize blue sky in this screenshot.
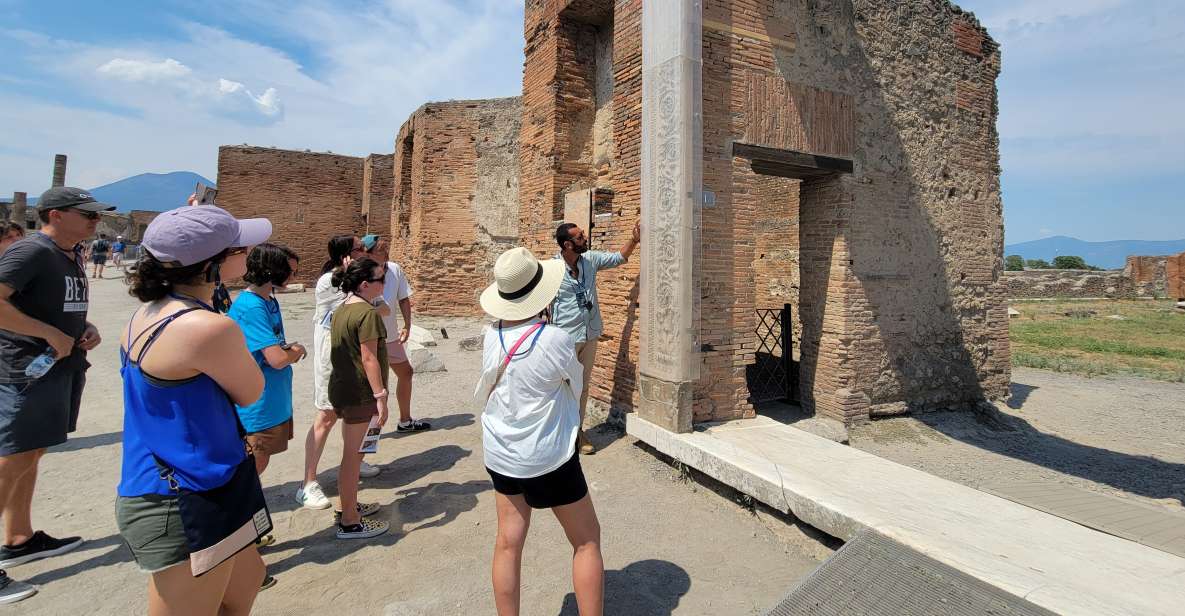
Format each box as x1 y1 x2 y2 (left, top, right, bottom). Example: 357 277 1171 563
1 0 1182 243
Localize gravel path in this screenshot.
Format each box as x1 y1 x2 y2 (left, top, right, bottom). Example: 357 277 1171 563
7 276 829 615
850 367 1185 512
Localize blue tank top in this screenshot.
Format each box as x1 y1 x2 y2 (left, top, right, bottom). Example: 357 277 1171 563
118 304 248 497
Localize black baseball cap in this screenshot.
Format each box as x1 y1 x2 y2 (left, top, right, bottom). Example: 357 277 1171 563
36 186 115 213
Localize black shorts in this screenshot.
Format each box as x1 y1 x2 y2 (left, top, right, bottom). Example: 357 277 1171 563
91 255 108 265
0 367 85 456
486 452 588 509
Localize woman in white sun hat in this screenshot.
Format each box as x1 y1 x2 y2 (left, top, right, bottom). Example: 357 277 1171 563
475 247 604 616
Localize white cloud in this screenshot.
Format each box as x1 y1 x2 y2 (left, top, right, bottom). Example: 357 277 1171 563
217 79 282 118
0 1 523 192
97 57 191 82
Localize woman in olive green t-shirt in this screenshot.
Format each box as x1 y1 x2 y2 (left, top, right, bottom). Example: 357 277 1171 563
326 258 391 540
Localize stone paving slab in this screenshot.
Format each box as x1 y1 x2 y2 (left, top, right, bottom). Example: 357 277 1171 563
627 414 1185 616
982 479 1185 559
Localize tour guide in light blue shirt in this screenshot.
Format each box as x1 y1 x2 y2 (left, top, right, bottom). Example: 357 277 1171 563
551 220 640 455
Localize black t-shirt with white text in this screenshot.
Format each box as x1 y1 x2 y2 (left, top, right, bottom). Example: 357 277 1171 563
0 233 90 381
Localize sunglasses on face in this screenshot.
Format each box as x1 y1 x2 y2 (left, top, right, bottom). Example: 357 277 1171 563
68 208 100 220
365 276 385 284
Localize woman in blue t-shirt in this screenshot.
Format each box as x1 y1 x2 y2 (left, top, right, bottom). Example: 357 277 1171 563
227 243 305 480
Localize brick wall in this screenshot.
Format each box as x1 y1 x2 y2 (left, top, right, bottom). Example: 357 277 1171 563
1168 252 1185 300
1124 255 1168 297
216 146 364 286
521 0 1007 425
362 154 394 236
689 0 1010 422
390 98 522 316
129 211 159 243
520 0 644 420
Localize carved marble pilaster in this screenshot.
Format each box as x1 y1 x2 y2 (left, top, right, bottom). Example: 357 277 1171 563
638 0 701 433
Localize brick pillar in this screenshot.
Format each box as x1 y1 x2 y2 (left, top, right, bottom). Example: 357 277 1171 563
52 154 67 187
636 0 702 433
10 192 27 227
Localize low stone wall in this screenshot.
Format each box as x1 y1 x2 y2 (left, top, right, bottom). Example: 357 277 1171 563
1004 269 1134 299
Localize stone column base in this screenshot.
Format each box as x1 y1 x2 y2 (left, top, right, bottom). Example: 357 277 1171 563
637 373 693 433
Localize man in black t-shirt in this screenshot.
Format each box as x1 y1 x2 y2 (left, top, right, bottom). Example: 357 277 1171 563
0 187 112 601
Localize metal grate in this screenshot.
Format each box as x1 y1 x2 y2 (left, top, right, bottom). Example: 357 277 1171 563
747 303 797 404
766 529 1058 616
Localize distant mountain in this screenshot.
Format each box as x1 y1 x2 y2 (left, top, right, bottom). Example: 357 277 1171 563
1005 236 1185 270
89 172 215 212
27 171 215 213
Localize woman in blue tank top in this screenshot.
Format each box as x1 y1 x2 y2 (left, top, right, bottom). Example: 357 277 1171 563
116 205 272 615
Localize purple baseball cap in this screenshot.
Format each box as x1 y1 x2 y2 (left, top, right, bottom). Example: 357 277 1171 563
141 205 272 266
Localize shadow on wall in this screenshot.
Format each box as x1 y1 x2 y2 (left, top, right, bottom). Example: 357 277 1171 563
764 0 1000 418
608 278 640 418
555 559 691 616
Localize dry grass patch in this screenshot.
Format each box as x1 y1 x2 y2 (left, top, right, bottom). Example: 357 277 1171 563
1009 299 1185 382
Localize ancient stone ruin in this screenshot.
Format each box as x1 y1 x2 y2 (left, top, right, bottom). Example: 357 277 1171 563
216 0 1008 429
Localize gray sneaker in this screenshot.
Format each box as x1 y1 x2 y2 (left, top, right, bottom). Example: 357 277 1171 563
0 570 36 605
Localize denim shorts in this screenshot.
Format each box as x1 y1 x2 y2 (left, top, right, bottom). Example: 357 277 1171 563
115 494 190 573
0 367 84 456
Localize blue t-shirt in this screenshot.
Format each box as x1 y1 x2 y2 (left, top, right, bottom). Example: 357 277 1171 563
227 290 293 432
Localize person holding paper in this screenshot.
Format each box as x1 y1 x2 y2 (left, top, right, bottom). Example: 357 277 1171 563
327 258 390 540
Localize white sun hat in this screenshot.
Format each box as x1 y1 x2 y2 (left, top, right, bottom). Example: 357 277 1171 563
480 247 565 321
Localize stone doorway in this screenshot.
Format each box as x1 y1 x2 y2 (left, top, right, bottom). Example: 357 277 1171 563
735 142 853 423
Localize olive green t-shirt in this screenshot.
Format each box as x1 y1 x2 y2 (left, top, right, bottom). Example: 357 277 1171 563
328 301 389 408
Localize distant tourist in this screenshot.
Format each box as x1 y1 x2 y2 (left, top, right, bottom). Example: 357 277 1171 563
362 234 429 432
327 257 391 540
227 243 305 549
116 205 274 611
297 235 377 510
110 235 125 268
87 233 111 279
0 187 112 605
476 247 604 615
0 223 24 254
551 221 639 454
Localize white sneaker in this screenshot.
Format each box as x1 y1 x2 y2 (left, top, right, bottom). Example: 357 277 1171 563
359 461 382 478
295 481 332 510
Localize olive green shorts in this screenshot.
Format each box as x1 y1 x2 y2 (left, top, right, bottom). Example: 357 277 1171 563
115 494 189 573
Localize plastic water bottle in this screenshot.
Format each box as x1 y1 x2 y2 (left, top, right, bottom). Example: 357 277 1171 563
24 347 57 379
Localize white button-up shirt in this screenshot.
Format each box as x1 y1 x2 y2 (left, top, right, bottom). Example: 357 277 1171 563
476 319 584 478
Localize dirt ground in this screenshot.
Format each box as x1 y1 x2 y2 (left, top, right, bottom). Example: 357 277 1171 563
850 367 1185 512
6 276 830 615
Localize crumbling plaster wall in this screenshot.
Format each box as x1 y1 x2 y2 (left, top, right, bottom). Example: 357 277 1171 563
700 0 1007 422
217 146 364 286
391 98 522 316
522 0 1005 426
521 0 643 421
362 154 394 236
